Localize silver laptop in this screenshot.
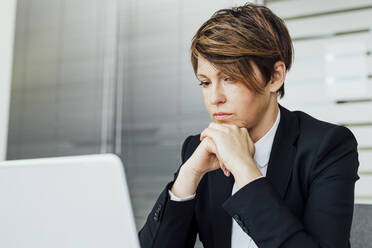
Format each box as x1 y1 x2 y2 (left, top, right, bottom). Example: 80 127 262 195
0 154 140 248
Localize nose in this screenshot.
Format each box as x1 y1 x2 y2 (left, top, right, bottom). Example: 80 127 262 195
209 83 226 106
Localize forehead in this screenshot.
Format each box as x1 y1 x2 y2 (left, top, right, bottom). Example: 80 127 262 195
196 56 223 77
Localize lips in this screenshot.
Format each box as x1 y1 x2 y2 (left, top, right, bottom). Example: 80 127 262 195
213 112 232 116
213 112 232 120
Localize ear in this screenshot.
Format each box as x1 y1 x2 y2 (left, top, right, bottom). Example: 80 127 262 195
267 61 286 93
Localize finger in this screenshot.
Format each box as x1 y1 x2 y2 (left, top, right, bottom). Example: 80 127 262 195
220 123 240 130
222 167 229 177
202 136 218 156
240 128 255 156
202 129 231 172
200 127 221 143
219 160 226 174
201 129 224 164
202 133 232 176
219 160 229 173
208 122 229 133
200 124 223 139
203 137 225 166
219 160 230 177
240 127 251 137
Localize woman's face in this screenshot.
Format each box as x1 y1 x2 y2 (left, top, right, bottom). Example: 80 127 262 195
196 56 273 131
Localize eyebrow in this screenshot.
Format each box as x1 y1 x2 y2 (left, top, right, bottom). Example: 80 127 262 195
196 71 224 78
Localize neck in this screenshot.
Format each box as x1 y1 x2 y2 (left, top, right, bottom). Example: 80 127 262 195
249 98 279 143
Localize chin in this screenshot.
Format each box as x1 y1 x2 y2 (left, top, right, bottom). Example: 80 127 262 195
226 120 246 128
238 120 253 129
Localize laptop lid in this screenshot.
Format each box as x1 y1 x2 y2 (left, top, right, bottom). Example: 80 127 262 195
0 154 140 248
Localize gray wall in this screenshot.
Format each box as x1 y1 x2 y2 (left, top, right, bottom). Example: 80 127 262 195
8 0 118 159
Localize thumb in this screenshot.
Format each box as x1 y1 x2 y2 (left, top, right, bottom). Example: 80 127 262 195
202 136 218 155
219 160 230 177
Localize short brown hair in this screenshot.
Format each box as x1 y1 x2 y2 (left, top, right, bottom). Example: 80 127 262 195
190 3 293 99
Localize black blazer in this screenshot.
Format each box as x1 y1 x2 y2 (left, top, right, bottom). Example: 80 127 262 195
138 104 359 248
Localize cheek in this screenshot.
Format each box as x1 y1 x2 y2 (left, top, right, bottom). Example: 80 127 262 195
202 91 212 111
202 90 208 104
233 88 256 107
233 89 262 123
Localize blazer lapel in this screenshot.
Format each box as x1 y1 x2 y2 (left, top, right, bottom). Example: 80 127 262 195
207 104 299 247
209 169 234 248
266 104 299 198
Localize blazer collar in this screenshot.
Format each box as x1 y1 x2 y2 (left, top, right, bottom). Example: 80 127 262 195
208 103 299 248
266 104 299 198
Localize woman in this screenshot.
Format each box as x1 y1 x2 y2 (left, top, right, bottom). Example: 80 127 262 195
138 3 359 248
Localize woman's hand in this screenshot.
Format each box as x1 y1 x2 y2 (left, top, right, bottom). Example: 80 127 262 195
171 124 262 198
184 135 230 177
200 122 262 187
171 134 230 198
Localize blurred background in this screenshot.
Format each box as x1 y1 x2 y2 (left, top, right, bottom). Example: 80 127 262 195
1 0 372 246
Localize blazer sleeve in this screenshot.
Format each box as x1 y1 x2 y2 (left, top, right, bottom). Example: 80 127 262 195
222 126 360 248
138 135 198 248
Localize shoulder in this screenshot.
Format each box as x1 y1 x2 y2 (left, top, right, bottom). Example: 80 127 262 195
288 108 358 175
279 107 359 187
290 108 357 149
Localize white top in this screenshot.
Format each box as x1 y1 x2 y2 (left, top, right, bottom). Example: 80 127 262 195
231 108 280 248
169 107 281 248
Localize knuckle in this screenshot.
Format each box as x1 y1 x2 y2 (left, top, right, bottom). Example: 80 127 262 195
233 126 240 132
221 125 230 132
221 127 228 134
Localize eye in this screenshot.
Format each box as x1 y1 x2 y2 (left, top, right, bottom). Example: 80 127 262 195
199 81 210 87
223 77 233 82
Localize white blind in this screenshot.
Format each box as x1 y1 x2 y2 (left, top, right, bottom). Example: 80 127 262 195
268 0 372 204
